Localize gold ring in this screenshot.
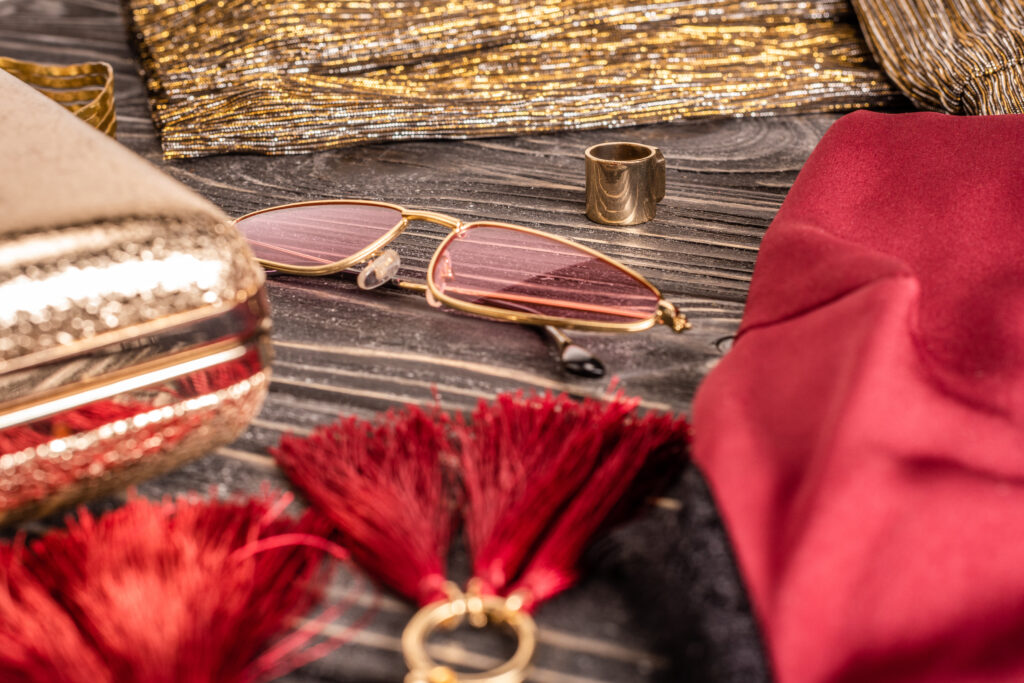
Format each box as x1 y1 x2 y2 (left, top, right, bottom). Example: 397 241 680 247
402 593 537 683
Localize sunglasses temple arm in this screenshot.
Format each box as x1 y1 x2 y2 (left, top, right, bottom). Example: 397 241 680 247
542 326 606 379
391 280 604 378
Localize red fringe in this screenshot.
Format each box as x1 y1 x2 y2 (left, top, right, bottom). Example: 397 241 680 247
0 390 685 682
455 392 637 595
456 392 688 607
506 403 689 608
0 494 352 683
273 406 455 606
274 391 688 613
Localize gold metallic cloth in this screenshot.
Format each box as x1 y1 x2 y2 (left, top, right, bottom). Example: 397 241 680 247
853 0 1024 114
123 0 898 158
0 56 116 136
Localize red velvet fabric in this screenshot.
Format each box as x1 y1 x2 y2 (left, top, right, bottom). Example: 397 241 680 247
691 110 1024 682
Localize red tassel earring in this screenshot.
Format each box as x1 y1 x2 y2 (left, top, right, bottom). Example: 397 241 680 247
273 406 455 606
273 391 689 683
0 493 370 683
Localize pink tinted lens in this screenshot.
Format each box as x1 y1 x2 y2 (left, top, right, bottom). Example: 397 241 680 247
234 203 403 267
431 224 660 324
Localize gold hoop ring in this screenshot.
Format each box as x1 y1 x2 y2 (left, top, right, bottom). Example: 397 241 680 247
402 593 537 683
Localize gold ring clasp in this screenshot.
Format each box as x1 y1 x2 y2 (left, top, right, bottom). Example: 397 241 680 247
402 589 537 683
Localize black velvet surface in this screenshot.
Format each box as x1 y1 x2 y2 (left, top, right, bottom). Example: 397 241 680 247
593 464 772 682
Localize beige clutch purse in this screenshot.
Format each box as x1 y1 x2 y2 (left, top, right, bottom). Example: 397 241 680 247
0 69 271 525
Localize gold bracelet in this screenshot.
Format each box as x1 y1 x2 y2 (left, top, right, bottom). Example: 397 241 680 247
0 56 116 136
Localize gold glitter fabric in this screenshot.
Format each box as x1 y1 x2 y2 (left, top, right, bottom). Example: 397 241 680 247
123 0 898 158
853 0 1024 114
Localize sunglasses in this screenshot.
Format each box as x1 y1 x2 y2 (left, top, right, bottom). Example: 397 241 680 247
234 199 689 362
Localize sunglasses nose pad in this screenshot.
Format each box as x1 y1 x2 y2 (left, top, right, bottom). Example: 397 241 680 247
357 248 401 290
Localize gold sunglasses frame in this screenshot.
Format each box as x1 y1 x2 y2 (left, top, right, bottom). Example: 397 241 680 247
236 199 690 334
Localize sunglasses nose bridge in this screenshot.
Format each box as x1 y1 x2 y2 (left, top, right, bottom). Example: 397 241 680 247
401 208 462 231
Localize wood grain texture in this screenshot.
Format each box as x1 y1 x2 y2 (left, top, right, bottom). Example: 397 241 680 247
0 0 841 679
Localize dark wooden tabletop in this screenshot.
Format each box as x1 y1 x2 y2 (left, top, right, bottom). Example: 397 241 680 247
1 1 845 680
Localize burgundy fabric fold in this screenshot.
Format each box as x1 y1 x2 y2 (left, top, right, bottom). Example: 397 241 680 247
691 110 1024 682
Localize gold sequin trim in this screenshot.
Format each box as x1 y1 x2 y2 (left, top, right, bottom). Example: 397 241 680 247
0 217 262 365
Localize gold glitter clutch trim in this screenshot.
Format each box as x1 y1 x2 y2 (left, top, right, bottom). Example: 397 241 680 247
853 0 1024 114
123 0 898 158
0 56 116 136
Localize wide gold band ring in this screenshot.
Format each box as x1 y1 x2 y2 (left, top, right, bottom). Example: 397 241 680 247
402 592 537 683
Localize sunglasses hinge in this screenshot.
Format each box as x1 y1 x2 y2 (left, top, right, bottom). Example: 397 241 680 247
657 300 691 333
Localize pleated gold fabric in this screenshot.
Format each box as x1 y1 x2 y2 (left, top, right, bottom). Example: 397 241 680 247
123 0 897 158
853 0 1024 114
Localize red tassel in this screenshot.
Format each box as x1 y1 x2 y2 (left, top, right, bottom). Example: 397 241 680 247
273 406 455 605
505 402 689 608
273 391 688 614
0 542 109 683
0 494 360 683
455 392 636 596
